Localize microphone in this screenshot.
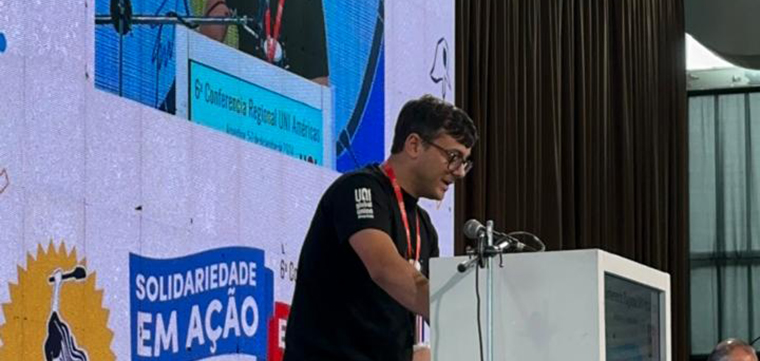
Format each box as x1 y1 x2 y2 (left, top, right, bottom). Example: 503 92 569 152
463 219 487 239
458 219 545 272
458 219 488 272
463 219 534 252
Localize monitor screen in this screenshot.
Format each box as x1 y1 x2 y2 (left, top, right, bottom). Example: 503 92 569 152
605 273 662 361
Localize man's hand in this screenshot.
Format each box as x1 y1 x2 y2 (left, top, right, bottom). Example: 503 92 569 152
413 345 431 361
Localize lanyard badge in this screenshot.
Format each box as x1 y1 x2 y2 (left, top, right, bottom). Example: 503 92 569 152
382 163 421 271
264 0 285 63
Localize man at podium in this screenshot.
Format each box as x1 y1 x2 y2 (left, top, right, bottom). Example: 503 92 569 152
200 0 329 85
283 95 478 360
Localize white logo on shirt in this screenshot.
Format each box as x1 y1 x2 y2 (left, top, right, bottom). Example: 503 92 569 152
354 187 374 219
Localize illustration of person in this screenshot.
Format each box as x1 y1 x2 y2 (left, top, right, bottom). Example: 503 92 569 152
44 266 89 361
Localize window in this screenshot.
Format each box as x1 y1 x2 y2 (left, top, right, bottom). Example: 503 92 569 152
689 93 760 357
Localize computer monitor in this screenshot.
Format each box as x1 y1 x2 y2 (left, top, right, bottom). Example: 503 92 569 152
605 273 665 361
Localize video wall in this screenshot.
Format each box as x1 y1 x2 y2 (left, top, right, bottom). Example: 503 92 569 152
94 0 386 172
0 0 455 359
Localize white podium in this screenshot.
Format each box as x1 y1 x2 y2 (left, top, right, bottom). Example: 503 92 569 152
430 249 671 361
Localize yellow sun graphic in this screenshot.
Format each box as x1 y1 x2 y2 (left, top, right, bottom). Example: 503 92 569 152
0 242 115 360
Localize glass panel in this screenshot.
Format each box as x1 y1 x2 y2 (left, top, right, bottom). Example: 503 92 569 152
721 264 750 341
748 94 760 252
691 267 719 355
689 96 718 254
751 265 760 345
717 95 749 252
689 92 760 357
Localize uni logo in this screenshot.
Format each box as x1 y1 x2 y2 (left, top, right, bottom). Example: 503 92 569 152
354 187 372 203
0 242 115 360
0 32 6 53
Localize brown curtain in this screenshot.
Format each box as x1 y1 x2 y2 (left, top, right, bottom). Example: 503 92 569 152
454 0 688 359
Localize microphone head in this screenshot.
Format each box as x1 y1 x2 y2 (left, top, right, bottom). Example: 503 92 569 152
463 219 485 239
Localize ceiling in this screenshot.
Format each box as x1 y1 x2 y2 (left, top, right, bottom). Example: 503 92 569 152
686 0 760 70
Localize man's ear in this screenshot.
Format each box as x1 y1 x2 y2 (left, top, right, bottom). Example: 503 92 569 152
404 133 424 159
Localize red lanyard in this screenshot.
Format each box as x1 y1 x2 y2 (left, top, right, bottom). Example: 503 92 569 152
264 0 285 62
382 163 421 263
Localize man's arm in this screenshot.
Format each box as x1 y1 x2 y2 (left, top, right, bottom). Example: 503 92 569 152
349 229 429 321
199 0 229 41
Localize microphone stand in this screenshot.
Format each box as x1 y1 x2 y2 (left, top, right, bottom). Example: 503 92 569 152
95 0 260 96
486 220 494 361
456 220 499 361
456 221 544 361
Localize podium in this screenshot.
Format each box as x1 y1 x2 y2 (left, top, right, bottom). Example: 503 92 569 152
430 249 671 361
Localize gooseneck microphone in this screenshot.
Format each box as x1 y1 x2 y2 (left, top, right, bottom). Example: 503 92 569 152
463 219 487 240
462 219 536 252
457 219 547 272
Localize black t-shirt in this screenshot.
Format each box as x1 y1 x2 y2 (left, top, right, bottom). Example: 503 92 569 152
283 164 439 361
224 0 329 80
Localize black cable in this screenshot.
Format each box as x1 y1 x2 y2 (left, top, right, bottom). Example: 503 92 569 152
172 0 200 29
165 11 200 29
475 262 484 361
505 231 546 252
751 334 760 346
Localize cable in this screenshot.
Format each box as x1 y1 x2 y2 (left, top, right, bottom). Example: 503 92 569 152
505 231 546 252
165 11 200 29
466 229 544 361
475 262 484 361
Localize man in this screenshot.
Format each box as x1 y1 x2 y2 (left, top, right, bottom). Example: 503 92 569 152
708 339 758 361
283 95 478 360
200 0 329 85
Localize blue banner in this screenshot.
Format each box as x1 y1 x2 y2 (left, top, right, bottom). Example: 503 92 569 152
189 60 324 165
130 247 274 360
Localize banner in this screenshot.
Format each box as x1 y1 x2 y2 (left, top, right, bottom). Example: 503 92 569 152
190 61 323 165
130 247 274 360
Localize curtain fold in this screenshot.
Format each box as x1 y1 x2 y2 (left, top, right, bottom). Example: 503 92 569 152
455 0 688 358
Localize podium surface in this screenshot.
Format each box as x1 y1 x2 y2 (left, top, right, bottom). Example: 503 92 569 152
430 249 671 361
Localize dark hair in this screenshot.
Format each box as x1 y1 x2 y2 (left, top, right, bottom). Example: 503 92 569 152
390 95 478 154
708 339 757 361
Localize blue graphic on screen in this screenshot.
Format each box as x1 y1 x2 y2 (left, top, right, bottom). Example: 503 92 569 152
336 47 384 172
129 247 274 360
0 32 7 53
94 0 187 111
324 0 385 172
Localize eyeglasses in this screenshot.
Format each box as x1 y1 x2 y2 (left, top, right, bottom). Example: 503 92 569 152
422 138 473 174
